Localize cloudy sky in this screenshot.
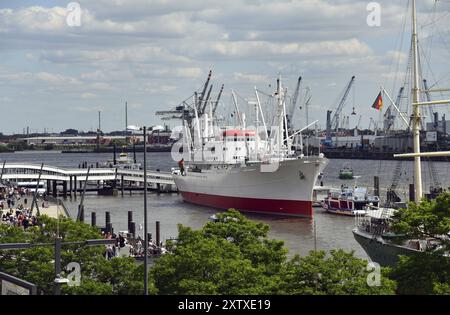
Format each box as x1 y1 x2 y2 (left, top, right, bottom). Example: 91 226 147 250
1 0 450 134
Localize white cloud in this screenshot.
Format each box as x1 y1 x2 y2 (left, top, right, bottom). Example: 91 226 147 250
233 72 269 83
1 0 449 132
81 92 97 99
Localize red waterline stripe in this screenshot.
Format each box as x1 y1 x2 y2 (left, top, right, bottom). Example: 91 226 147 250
180 191 313 218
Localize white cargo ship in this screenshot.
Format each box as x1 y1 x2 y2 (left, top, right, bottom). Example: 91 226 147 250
172 76 328 217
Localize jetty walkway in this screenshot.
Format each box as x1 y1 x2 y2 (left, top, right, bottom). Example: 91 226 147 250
0 163 177 197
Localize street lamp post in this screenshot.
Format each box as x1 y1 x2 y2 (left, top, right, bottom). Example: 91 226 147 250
127 124 164 295
143 125 148 295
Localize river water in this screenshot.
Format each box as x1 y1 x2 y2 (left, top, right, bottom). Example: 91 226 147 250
2 151 450 260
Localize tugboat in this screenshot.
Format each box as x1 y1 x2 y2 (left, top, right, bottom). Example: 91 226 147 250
322 186 379 216
339 164 354 180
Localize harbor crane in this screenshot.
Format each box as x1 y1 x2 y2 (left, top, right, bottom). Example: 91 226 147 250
326 76 356 139
155 70 224 128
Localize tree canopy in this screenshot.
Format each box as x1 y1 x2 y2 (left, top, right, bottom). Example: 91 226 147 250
151 209 396 295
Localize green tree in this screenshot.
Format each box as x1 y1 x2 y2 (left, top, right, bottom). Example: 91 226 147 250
202 209 288 277
151 225 278 294
280 250 396 295
151 209 396 295
391 193 450 252
389 193 450 295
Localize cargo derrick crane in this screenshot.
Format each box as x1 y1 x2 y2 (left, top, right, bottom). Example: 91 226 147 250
200 84 213 116
327 76 356 140
197 70 212 115
304 91 312 126
212 84 225 115
356 114 362 131
287 76 302 132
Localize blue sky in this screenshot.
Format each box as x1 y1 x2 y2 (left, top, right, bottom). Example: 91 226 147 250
1 0 450 134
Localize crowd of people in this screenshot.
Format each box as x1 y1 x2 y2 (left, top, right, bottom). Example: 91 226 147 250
2 184 169 261
101 230 168 260
0 186 40 228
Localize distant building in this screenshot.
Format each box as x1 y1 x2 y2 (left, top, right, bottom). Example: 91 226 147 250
426 118 449 134
23 136 127 146
305 135 380 149
148 131 172 145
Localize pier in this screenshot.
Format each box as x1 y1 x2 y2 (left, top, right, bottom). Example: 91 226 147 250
0 163 177 197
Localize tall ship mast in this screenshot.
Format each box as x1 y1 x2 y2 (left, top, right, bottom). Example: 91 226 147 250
353 0 450 266
166 73 328 217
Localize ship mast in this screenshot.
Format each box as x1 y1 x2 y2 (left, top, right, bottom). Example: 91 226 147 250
394 1 450 182
411 0 422 201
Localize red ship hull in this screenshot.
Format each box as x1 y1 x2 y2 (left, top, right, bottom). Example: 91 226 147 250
180 191 313 217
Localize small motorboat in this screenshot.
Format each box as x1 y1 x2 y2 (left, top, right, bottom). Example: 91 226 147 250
322 186 379 216
339 164 354 180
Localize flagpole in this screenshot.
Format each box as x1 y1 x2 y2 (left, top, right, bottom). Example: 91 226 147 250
378 87 383 134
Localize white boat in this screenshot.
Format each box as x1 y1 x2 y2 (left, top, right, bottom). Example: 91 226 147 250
104 152 141 170
172 76 328 217
322 186 379 216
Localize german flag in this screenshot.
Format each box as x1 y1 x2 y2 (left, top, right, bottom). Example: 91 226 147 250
372 92 383 111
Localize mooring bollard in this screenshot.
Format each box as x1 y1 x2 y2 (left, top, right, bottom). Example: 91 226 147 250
78 205 84 222
156 221 160 247
106 223 113 234
130 221 136 238
128 211 133 232
91 212 96 226
374 176 380 197
105 211 111 232
409 184 415 203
